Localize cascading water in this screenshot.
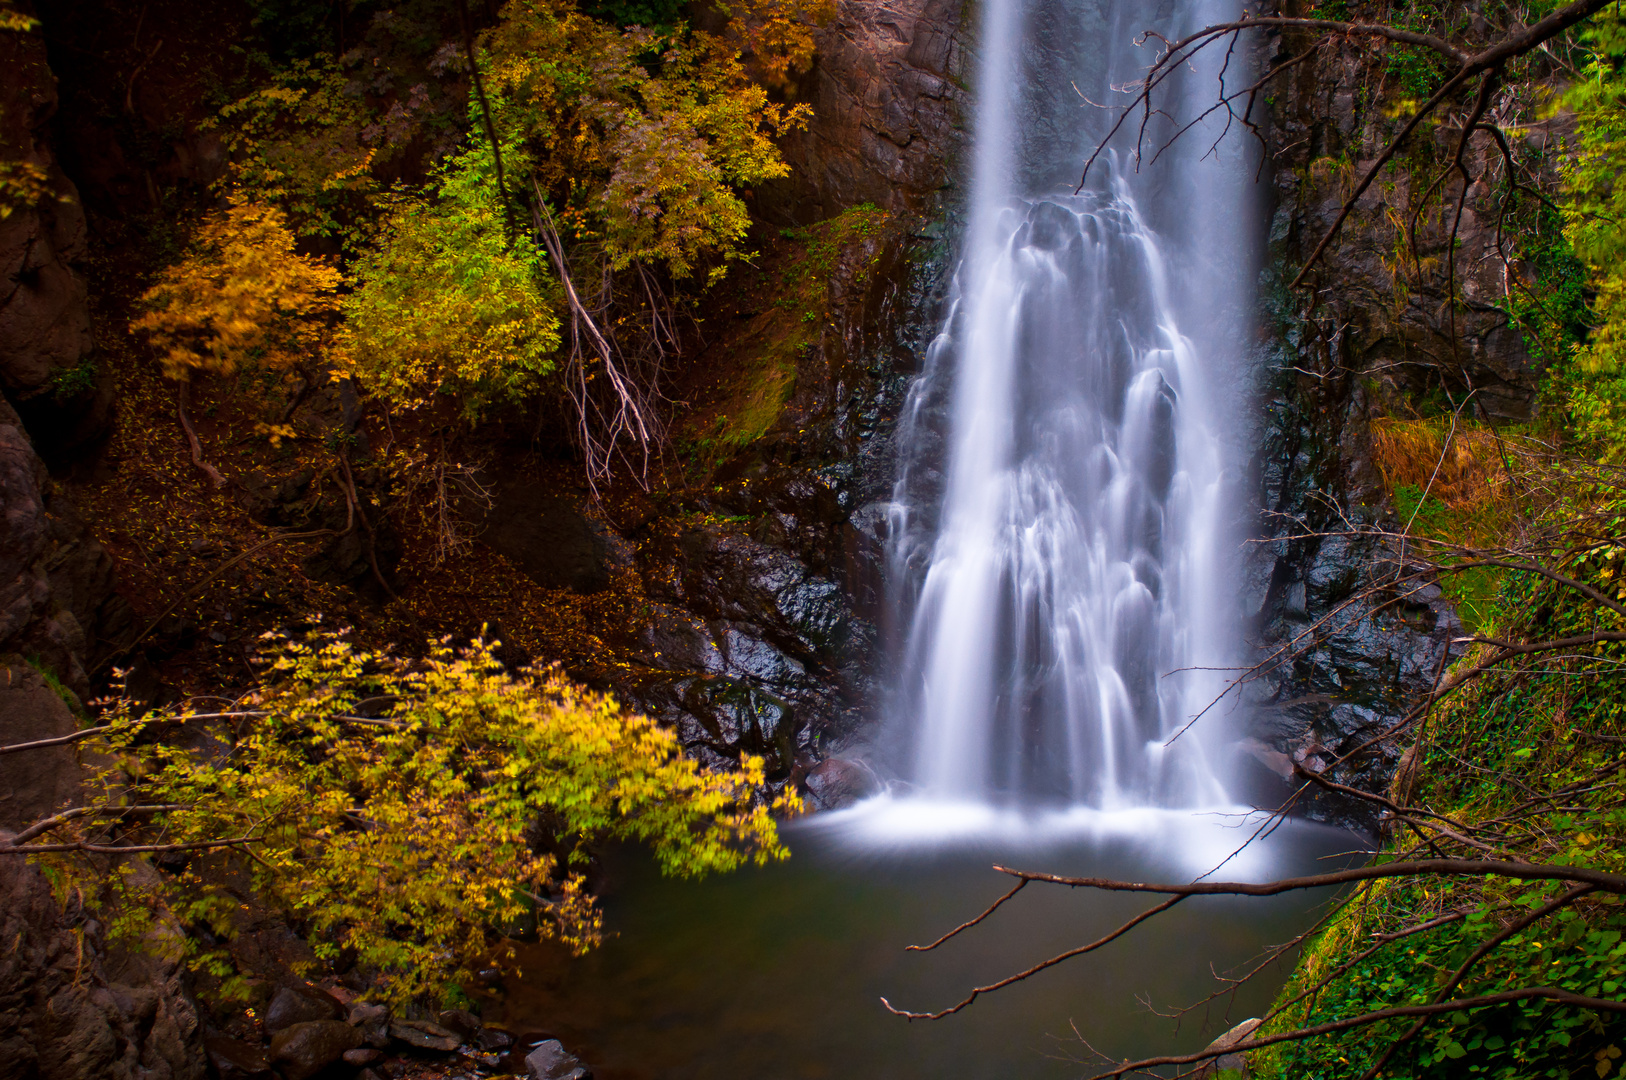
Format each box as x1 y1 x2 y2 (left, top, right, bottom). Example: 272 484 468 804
493 10 1368 1074
887 0 1255 808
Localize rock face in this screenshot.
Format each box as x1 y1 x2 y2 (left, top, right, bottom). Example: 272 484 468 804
0 2 105 455
1238 10 1532 826
0 856 205 1080
612 221 949 781
761 0 969 223
0 656 82 831
0 395 120 692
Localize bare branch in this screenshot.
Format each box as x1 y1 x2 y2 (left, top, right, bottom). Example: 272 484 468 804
906 879 1028 952
0 725 114 757
10 804 190 845
880 895 1185 1020
0 834 260 857
1084 988 1626 1080
993 858 1626 898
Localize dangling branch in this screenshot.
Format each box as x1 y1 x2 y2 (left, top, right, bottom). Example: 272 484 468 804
528 177 659 492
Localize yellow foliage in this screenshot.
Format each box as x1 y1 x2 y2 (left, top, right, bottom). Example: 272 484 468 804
336 175 563 417
0 159 55 220
0 1 38 32
131 196 342 380
485 0 811 278
206 55 381 238
49 631 800 1005
716 0 834 85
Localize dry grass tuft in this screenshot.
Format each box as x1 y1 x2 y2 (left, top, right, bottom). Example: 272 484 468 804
1369 416 1515 513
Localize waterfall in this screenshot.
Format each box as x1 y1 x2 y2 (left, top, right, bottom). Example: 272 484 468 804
887 0 1254 809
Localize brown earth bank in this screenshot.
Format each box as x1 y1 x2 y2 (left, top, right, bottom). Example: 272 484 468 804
0 0 1540 1076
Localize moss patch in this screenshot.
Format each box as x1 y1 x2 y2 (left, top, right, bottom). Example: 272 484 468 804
676 203 890 467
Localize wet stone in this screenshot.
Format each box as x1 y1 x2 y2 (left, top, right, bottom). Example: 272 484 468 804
388 1018 461 1052
262 984 345 1033
269 1020 362 1080
202 1034 272 1080
804 758 881 810
525 1038 592 1080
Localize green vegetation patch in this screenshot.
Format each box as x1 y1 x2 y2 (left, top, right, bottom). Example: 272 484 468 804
680 203 890 461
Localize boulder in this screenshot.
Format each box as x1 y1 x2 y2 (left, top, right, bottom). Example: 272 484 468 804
479 485 628 594
262 983 345 1033
436 1007 481 1040
388 1018 461 1052
268 1020 362 1080
202 1035 272 1080
1194 1017 1262 1079
347 1000 391 1048
0 853 203 1080
525 1038 591 1080
804 758 881 810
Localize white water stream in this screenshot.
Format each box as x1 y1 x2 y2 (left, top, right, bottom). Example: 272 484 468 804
887 0 1255 809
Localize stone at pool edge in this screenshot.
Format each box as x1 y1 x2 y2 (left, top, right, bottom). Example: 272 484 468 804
262 983 346 1032
526 1038 593 1080
268 1019 363 1080
389 1017 463 1052
1194 1017 1262 1078
804 757 880 810
202 1034 273 1080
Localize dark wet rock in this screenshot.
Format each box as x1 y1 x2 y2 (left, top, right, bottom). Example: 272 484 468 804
269 1020 362 1080
0 855 203 1080
262 983 345 1033
479 1027 515 1051
480 483 628 594
1241 371 1465 830
525 1038 591 1080
202 1035 272 1080
804 757 881 809
0 657 82 831
614 213 949 784
435 1008 481 1041
342 1047 384 1066
761 0 969 223
0 12 103 454
1233 12 1552 830
388 1018 461 1052
0 397 115 692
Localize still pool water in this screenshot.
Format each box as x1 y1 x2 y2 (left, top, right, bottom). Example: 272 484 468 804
489 799 1366 1079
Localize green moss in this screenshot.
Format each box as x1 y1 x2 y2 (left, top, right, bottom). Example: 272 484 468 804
1254 554 1626 1080
680 204 891 463
23 654 87 720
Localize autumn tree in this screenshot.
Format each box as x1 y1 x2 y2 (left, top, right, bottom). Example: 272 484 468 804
3 630 800 1004
132 195 341 382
